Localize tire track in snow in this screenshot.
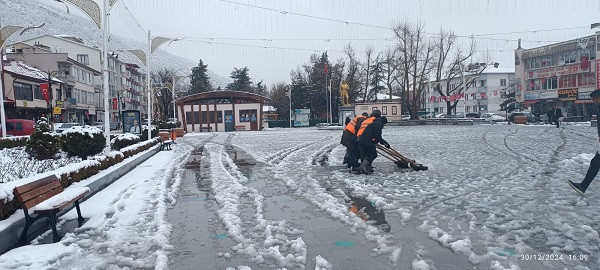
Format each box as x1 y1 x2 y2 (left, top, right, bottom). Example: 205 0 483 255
205 142 308 269
308 142 339 166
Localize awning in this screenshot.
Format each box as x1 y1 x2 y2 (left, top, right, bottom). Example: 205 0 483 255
575 100 594 104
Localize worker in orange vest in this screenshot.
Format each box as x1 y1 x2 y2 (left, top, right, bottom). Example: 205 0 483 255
341 112 369 171
357 110 390 174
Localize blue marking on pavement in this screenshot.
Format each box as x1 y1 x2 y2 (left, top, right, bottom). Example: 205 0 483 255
196 196 206 201
496 248 515 257
214 234 227 240
335 241 354 247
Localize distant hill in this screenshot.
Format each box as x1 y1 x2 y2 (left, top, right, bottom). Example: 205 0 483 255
0 0 229 88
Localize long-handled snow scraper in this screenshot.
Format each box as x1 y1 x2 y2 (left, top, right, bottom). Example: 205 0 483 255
375 144 428 171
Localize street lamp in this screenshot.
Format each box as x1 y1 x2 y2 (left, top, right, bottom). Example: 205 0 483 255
0 23 45 138
288 85 292 128
54 0 119 148
126 35 182 140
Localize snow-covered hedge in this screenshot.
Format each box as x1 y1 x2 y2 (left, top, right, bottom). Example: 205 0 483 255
0 138 160 220
60 126 106 159
111 134 141 151
0 137 28 150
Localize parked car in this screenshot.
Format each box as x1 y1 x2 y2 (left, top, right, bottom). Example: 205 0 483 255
465 113 480 118
92 122 105 130
481 113 506 122
401 115 411 120
54 122 82 133
508 111 536 123
0 119 35 136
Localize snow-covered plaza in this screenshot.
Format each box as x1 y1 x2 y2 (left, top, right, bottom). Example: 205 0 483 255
1 124 599 270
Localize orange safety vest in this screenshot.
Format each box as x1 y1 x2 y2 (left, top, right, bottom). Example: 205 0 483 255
344 116 366 135
356 117 375 138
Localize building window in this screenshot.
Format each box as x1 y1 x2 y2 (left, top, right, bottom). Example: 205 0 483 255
14 82 33 101
186 112 192 124
72 67 78 80
472 105 478 112
239 110 256 122
77 54 89 65
500 79 507 86
391 106 397 115
562 50 576 64
382 106 387 115
559 75 577 88
66 87 72 98
578 73 595 87
33 85 43 100
479 80 486 87
542 77 557 90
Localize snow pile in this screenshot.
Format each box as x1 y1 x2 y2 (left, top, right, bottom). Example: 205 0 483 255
314 255 332 270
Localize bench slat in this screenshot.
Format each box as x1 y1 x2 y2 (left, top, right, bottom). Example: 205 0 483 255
23 188 64 210
17 180 63 205
14 175 59 195
33 191 88 214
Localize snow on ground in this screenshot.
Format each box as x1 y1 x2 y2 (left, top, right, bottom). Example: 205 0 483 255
1 124 599 269
0 134 211 269
232 125 600 269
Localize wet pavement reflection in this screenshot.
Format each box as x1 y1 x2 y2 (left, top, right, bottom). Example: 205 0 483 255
347 195 391 233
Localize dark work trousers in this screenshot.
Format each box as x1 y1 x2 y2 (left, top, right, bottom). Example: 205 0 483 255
358 144 378 164
345 144 361 168
554 117 560 128
582 151 600 191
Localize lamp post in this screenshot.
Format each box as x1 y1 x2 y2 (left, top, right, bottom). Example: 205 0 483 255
126 35 181 140
0 23 45 138
288 86 292 128
54 0 119 148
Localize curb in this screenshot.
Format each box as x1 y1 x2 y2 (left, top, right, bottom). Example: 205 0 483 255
0 146 160 255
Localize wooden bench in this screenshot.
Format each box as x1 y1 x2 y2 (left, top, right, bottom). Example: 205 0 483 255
13 175 89 243
159 138 174 151
234 125 246 131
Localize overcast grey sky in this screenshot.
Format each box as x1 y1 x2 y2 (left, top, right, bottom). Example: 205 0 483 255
48 0 600 86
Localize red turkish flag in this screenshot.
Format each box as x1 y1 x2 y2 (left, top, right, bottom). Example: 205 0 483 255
112 98 118 110
323 63 329 74
40 83 49 102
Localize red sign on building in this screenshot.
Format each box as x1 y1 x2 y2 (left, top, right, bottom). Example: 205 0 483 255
112 98 118 110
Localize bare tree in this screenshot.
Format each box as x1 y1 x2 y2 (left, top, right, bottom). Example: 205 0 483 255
343 44 364 104
151 68 176 120
394 22 436 120
382 47 399 100
431 30 478 115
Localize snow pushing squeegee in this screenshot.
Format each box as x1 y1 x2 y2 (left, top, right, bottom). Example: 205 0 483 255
375 144 428 171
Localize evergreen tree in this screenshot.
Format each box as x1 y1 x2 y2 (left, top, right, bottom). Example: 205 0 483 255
255 80 266 96
367 58 386 101
189 59 212 94
499 91 517 113
226 67 253 92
